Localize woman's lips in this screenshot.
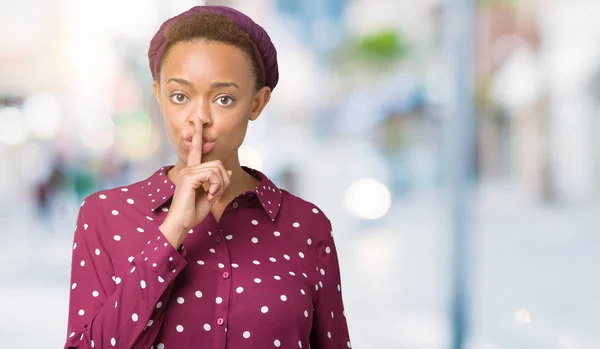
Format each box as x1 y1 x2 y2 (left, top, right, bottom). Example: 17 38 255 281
201 141 215 154
184 139 215 154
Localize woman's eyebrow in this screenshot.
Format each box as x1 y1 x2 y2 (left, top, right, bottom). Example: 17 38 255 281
166 77 193 86
166 78 240 90
210 81 240 90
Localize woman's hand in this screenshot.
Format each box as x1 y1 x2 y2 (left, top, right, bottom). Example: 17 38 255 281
159 117 232 248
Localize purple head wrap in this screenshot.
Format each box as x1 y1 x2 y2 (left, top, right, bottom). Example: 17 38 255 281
148 6 279 91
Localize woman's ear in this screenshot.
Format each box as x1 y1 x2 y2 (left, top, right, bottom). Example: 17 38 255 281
153 80 162 112
250 86 271 121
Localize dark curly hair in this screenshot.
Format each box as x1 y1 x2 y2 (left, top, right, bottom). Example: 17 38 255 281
158 12 263 90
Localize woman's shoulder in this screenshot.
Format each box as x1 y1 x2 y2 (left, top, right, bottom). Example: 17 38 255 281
279 189 333 243
73 180 151 245
80 181 144 209
80 165 170 209
76 174 159 227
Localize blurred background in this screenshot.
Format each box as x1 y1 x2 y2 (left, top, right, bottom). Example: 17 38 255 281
1 0 600 348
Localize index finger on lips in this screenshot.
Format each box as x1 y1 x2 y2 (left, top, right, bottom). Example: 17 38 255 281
187 116 203 167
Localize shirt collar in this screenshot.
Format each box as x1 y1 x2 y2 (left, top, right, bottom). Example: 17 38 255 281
142 165 282 220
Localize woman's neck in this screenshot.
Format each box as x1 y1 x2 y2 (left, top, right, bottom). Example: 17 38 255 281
218 164 260 205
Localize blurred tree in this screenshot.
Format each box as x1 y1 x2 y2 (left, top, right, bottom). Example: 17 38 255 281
329 29 410 70
355 29 407 61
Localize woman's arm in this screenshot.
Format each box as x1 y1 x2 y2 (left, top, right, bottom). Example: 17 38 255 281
63 198 187 349
310 226 352 349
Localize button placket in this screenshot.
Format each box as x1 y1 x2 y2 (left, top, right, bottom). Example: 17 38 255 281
214 226 232 336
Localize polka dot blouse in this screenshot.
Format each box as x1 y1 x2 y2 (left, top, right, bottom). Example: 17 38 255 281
64 166 351 349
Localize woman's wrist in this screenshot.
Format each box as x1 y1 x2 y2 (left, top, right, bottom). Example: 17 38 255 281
159 220 186 249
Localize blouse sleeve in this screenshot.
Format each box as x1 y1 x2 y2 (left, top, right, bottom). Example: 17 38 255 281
63 198 187 349
310 229 352 349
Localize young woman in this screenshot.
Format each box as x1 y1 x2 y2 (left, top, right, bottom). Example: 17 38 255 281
64 5 351 349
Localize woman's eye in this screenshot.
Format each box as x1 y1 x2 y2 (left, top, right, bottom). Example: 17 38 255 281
216 96 234 106
170 94 188 104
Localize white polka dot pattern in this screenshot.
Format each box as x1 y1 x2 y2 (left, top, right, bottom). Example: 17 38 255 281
64 166 351 349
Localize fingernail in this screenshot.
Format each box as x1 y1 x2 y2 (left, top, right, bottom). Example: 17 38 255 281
227 170 233 176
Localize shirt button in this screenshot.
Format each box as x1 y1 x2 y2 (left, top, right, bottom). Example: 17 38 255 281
217 317 224 326
216 236 222 243
232 202 239 209
222 272 230 279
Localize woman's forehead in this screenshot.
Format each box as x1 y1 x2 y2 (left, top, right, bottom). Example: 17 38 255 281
161 40 254 86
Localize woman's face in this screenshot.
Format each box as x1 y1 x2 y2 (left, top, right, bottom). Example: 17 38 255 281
154 39 270 166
